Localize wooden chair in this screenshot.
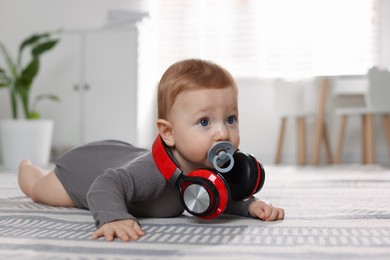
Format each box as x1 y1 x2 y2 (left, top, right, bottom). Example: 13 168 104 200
274 78 333 165
334 67 390 164
273 78 316 165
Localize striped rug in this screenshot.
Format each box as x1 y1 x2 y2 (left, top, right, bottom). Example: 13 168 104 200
1 165 390 259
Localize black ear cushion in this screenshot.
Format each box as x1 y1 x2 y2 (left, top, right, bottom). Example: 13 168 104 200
221 151 265 200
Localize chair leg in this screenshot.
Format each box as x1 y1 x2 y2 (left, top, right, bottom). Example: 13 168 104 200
311 77 329 165
334 115 347 164
361 115 367 164
296 117 306 165
364 114 375 164
311 120 322 165
274 117 287 164
322 123 333 164
383 114 390 156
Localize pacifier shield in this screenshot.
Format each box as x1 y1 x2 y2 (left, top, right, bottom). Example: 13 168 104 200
207 141 235 173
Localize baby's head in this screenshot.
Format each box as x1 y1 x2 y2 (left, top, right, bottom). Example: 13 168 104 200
157 59 238 120
156 59 240 174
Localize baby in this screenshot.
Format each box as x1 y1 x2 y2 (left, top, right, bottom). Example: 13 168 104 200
18 59 284 242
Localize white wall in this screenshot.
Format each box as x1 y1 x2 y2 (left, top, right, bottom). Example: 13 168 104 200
379 0 390 68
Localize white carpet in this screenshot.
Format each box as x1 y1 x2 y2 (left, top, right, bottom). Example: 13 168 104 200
1 164 390 259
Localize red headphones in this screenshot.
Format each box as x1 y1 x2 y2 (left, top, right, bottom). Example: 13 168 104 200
152 136 265 219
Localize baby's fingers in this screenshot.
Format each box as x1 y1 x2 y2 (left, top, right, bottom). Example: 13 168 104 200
261 204 274 220
116 228 131 241
264 207 279 221
122 223 145 241
91 219 145 242
91 227 115 241
276 208 285 220
91 229 102 240
250 204 267 220
133 222 145 237
264 207 285 221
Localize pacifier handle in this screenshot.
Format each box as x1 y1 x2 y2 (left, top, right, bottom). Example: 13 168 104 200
207 141 235 173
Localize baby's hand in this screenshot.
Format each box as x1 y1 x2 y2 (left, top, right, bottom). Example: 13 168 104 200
248 200 285 221
91 219 145 242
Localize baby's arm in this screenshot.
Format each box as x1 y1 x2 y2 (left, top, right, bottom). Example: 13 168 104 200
86 162 174 242
86 168 146 241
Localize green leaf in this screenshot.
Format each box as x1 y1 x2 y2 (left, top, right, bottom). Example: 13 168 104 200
32 40 59 57
16 58 39 89
35 94 60 102
17 86 30 118
0 67 10 87
19 33 50 53
19 29 62 53
30 94 60 118
0 41 17 79
28 111 41 119
1 30 61 119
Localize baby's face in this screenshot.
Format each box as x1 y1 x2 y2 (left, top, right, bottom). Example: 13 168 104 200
168 86 240 174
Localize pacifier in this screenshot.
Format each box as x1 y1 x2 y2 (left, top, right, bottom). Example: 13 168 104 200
207 141 235 173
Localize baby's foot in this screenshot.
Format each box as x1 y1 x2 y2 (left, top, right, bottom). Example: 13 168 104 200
19 159 31 170
18 160 33 196
18 160 32 178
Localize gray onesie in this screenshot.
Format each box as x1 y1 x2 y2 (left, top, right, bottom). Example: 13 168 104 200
54 140 255 228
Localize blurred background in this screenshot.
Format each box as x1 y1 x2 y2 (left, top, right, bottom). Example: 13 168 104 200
0 0 389 167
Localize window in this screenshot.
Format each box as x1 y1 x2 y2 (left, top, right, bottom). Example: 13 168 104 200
149 0 379 77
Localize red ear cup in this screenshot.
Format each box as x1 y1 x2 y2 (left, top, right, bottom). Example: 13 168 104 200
179 169 229 219
220 151 265 200
153 135 231 219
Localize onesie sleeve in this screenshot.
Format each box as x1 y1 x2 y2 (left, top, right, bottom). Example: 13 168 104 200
86 168 138 228
86 166 169 228
223 196 257 217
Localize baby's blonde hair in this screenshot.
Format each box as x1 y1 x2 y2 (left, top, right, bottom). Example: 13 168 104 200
157 59 238 120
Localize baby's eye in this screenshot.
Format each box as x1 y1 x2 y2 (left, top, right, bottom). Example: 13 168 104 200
226 115 236 124
198 118 209 127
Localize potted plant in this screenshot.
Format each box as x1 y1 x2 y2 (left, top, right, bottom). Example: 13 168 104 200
0 31 60 170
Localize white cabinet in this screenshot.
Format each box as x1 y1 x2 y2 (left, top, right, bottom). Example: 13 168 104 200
34 27 138 148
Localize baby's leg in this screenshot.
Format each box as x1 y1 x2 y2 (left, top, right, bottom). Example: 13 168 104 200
18 160 74 207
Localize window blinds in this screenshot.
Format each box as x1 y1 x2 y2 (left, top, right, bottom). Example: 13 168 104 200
149 0 378 77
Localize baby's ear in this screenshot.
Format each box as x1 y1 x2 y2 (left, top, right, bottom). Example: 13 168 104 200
156 119 174 147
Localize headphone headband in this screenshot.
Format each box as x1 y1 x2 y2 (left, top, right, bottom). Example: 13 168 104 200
152 136 182 185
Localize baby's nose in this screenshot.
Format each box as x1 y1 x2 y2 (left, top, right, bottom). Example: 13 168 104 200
215 124 229 141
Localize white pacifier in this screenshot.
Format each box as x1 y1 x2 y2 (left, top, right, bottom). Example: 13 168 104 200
207 141 235 173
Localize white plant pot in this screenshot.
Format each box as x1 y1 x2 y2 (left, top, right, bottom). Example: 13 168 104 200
0 119 54 170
